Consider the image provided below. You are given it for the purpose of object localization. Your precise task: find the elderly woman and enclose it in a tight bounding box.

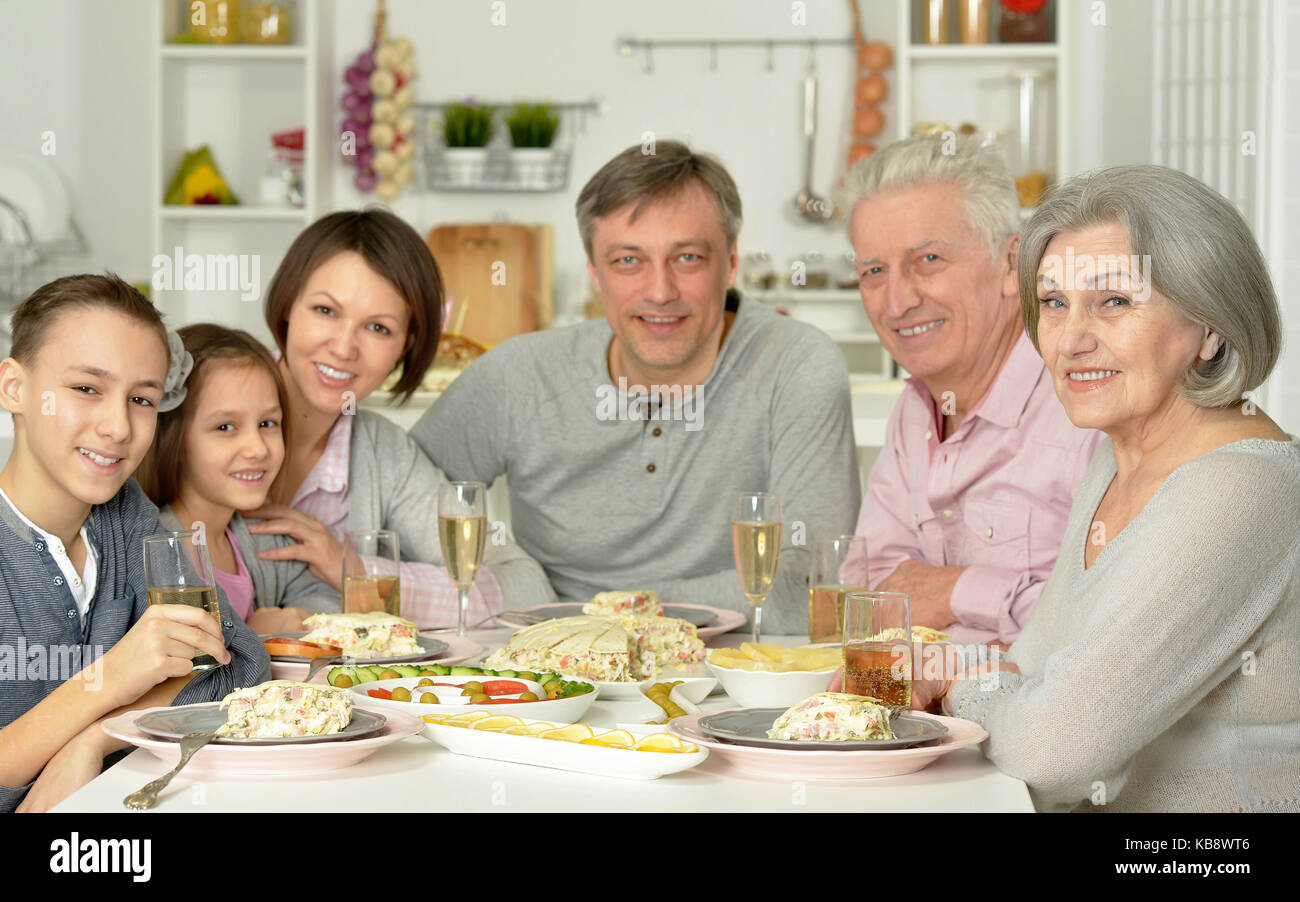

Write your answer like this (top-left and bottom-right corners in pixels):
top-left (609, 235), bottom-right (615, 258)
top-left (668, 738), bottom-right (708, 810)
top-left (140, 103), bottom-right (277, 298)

top-left (918, 164), bottom-right (1299, 812)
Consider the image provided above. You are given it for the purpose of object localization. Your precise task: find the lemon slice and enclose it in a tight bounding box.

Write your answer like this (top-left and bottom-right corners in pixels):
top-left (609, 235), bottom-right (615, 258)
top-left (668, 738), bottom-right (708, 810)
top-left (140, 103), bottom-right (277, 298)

top-left (428, 710), bottom-right (491, 727)
top-left (634, 733), bottom-right (696, 753)
top-left (580, 729), bottom-right (636, 749)
top-left (503, 723), bottom-right (551, 736)
top-left (541, 724), bottom-right (595, 742)
top-left (472, 715), bottom-right (525, 731)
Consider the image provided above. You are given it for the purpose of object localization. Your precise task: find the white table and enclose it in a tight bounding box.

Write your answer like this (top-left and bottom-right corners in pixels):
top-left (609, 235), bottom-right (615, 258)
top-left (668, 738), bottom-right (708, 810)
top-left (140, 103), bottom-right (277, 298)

top-left (53, 630), bottom-right (1033, 813)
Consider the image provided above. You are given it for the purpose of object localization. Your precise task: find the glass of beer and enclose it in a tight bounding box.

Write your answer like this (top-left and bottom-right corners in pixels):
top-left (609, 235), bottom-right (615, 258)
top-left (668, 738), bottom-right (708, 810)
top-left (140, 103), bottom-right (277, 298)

top-left (438, 481), bottom-right (487, 637)
top-left (732, 492), bottom-right (782, 645)
top-left (842, 590), bottom-right (912, 709)
top-left (808, 534), bottom-right (869, 644)
top-left (143, 530), bottom-right (222, 672)
top-left (342, 530), bottom-right (401, 617)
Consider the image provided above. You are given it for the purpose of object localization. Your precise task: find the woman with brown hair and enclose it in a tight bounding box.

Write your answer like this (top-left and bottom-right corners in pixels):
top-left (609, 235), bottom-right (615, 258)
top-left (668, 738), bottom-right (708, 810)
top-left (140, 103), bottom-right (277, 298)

top-left (136, 323), bottom-right (335, 635)
top-left (243, 209), bottom-right (553, 627)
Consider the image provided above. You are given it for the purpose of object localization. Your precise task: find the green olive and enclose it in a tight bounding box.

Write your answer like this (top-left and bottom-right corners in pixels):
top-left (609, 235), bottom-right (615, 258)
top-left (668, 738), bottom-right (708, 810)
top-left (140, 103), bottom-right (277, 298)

top-left (469, 693), bottom-right (491, 704)
top-left (416, 678), bottom-right (434, 688)
top-left (515, 671), bottom-right (538, 681)
top-left (544, 681), bottom-right (562, 699)
top-left (461, 681), bottom-right (484, 693)
top-left (333, 674), bottom-right (354, 688)
top-left (419, 669), bottom-right (438, 676)
top-left (379, 668), bottom-right (401, 681)
top-left (391, 686), bottom-right (411, 702)
top-left (419, 692), bottom-right (438, 704)
top-left (517, 691), bottom-right (538, 701)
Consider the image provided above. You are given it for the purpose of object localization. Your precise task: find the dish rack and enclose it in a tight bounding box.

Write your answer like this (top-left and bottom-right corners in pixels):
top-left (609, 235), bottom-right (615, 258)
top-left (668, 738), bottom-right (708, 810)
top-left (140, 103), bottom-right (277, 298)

top-left (415, 99), bottom-right (599, 193)
top-left (0, 194), bottom-right (88, 314)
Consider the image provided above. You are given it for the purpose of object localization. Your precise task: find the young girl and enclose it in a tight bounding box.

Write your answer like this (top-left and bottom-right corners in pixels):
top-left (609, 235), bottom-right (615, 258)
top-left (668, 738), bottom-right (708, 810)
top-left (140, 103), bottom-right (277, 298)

top-left (244, 209), bottom-right (555, 627)
top-left (0, 274), bottom-right (269, 812)
top-left (136, 324), bottom-right (337, 636)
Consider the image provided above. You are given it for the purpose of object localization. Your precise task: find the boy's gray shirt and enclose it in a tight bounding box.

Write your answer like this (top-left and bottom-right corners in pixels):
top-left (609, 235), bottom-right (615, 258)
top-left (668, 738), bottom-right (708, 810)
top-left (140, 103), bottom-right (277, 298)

top-left (408, 292), bottom-right (861, 635)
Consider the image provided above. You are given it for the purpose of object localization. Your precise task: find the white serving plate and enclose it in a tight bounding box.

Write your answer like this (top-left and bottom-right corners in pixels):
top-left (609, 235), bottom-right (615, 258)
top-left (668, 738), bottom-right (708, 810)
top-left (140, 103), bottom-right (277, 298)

top-left (421, 717), bottom-right (708, 780)
top-left (344, 675), bottom-right (598, 724)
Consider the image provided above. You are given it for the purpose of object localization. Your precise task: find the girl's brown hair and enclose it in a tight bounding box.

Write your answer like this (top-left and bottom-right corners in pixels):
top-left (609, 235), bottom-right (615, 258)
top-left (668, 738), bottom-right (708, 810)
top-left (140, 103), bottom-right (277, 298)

top-left (136, 324), bottom-right (291, 507)
top-left (263, 208), bottom-right (443, 404)
top-left (9, 273), bottom-right (168, 365)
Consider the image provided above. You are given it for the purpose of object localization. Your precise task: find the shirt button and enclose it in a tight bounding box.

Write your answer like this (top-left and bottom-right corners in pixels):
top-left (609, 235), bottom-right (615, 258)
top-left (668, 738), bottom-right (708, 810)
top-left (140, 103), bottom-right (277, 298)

top-left (652, 427), bottom-right (662, 437)
top-left (35, 542), bottom-right (44, 551)
top-left (54, 576), bottom-right (64, 585)
top-left (925, 430), bottom-right (932, 441)
top-left (646, 463), bottom-right (656, 473)
top-left (67, 610), bottom-right (76, 619)
top-left (72, 577), bottom-right (81, 587)
top-left (986, 527), bottom-right (994, 538)
top-left (942, 509), bottom-right (953, 519)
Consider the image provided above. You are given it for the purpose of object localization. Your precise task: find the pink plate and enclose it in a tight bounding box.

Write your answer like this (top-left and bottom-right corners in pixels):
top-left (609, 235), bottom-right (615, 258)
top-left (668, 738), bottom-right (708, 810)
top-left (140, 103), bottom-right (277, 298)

top-left (496, 603), bottom-right (746, 640)
top-left (271, 634), bottom-right (486, 683)
top-left (670, 709), bottom-right (988, 782)
top-left (101, 704), bottom-right (422, 777)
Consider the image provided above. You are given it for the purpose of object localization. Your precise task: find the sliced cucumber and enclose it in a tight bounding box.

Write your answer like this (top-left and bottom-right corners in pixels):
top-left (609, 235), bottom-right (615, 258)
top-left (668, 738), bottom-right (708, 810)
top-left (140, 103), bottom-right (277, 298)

top-left (535, 672), bottom-right (558, 686)
top-left (395, 665), bottom-right (421, 677)
top-left (354, 668), bottom-right (378, 684)
top-left (495, 669), bottom-right (517, 678)
top-left (430, 664), bottom-right (451, 676)
top-left (450, 666), bottom-right (478, 676)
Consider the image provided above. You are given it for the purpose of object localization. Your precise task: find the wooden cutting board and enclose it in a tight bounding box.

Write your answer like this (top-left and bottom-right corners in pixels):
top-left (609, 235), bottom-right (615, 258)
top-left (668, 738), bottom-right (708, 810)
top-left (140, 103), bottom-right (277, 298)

top-left (426, 223), bottom-right (553, 347)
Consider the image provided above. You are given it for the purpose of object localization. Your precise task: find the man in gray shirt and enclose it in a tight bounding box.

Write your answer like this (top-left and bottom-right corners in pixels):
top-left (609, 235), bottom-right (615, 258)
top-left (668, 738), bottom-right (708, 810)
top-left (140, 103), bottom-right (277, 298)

top-left (410, 141), bottom-right (860, 634)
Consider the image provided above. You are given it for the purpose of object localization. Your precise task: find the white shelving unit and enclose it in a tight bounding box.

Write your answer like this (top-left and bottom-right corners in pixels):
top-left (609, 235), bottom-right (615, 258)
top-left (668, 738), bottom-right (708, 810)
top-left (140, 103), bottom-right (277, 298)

top-left (150, 0), bottom-right (323, 339)
top-left (747, 287), bottom-right (894, 380)
top-left (893, 0), bottom-right (1071, 194)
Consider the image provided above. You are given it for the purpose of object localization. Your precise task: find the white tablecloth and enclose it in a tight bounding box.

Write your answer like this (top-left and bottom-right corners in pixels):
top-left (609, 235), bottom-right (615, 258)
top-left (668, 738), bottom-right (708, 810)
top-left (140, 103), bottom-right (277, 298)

top-left (53, 629), bottom-right (1033, 813)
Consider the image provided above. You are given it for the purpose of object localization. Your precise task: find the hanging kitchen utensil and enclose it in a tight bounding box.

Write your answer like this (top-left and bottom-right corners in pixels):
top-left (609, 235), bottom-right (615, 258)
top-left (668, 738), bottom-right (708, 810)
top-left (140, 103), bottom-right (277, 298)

top-left (794, 49), bottom-right (833, 222)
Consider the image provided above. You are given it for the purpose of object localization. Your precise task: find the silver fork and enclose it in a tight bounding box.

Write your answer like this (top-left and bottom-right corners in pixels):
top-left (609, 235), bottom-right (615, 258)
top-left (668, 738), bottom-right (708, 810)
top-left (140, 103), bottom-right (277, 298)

top-left (122, 731), bottom-right (216, 810)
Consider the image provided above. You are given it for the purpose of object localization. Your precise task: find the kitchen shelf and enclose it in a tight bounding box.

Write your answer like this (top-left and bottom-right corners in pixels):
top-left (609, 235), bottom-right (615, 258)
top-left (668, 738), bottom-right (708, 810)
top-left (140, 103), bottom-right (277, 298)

top-left (907, 44), bottom-right (1061, 60)
top-left (160, 44), bottom-right (308, 62)
top-left (158, 204), bottom-right (310, 221)
top-left (827, 331), bottom-right (881, 344)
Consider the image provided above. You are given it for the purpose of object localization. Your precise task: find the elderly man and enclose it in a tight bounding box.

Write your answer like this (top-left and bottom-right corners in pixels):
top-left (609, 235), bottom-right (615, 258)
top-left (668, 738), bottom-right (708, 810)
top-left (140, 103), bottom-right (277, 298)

top-left (410, 140), bottom-right (860, 634)
top-left (841, 134), bottom-right (1099, 644)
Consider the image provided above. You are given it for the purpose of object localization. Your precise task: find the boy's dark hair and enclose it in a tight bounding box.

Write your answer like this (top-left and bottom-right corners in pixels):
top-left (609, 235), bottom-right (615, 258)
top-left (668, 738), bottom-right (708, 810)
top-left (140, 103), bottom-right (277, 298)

top-left (263, 208), bottom-right (443, 405)
top-left (9, 273), bottom-right (167, 365)
top-left (137, 324), bottom-right (292, 508)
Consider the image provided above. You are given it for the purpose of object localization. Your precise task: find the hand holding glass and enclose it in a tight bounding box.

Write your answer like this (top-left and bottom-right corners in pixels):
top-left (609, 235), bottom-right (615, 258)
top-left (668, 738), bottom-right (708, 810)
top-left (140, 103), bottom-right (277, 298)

top-left (143, 530), bottom-right (223, 672)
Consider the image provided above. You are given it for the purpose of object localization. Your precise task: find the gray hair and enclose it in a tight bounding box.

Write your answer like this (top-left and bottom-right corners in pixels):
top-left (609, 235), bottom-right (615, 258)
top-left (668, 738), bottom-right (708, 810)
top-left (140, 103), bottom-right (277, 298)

top-left (575, 140), bottom-right (742, 260)
top-left (1019, 164), bottom-right (1281, 409)
top-left (838, 133), bottom-right (1021, 260)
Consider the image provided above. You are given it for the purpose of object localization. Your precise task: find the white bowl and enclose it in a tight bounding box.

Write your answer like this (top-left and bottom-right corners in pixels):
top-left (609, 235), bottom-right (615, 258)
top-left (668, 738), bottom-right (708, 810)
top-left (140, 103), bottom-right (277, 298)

top-left (344, 676), bottom-right (598, 725)
top-left (706, 661), bottom-right (836, 708)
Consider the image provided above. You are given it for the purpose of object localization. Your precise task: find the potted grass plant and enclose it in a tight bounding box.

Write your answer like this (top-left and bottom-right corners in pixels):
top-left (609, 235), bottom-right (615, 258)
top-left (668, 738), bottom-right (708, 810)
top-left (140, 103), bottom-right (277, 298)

top-left (441, 101), bottom-right (495, 185)
top-left (505, 103), bottom-right (561, 188)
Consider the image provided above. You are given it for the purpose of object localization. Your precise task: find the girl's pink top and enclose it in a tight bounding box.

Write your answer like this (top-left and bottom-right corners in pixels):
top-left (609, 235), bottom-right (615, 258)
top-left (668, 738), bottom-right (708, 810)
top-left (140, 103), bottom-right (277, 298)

top-left (213, 526), bottom-right (255, 622)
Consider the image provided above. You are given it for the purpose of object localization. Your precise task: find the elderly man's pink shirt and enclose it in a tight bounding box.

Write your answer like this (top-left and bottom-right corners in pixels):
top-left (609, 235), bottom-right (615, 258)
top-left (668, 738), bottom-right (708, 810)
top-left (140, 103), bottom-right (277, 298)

top-left (849, 332), bottom-right (1100, 644)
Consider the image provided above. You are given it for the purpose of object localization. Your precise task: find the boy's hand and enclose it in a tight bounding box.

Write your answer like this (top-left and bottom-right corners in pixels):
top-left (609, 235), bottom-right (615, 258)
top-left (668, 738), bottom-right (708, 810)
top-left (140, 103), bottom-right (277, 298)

top-left (101, 604), bottom-right (229, 707)
top-left (16, 727), bottom-right (114, 813)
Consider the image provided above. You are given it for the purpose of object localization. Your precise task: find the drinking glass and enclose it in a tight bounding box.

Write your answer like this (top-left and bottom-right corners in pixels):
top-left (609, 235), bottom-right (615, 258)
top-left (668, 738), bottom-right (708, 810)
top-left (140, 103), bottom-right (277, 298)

top-left (342, 530), bottom-right (402, 617)
top-left (808, 534), bottom-right (869, 644)
top-left (143, 530), bottom-right (222, 672)
top-left (731, 492), bottom-right (782, 645)
top-left (438, 481), bottom-right (487, 637)
top-left (842, 590), bottom-right (912, 709)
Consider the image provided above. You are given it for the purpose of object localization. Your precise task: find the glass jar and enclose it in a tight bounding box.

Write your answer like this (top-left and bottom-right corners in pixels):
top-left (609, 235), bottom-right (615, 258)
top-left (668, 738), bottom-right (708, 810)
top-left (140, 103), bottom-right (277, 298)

top-left (998, 0), bottom-right (1051, 43)
top-left (189, 0), bottom-right (242, 44)
top-left (921, 0), bottom-right (951, 45)
top-left (742, 251), bottom-right (775, 292)
top-left (242, 2), bottom-right (293, 44)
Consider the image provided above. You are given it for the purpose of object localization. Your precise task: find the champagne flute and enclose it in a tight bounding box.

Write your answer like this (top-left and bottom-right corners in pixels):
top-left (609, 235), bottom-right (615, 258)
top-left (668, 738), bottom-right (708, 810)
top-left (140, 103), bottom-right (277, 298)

top-left (143, 530), bottom-right (222, 672)
top-left (731, 492), bottom-right (782, 645)
top-left (438, 481), bottom-right (487, 637)
top-left (342, 530), bottom-right (401, 616)
top-left (808, 534), bottom-right (869, 644)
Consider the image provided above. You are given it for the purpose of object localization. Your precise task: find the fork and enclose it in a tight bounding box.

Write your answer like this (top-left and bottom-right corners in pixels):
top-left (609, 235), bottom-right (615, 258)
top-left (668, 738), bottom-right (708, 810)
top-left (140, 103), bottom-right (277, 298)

top-left (122, 731), bottom-right (216, 810)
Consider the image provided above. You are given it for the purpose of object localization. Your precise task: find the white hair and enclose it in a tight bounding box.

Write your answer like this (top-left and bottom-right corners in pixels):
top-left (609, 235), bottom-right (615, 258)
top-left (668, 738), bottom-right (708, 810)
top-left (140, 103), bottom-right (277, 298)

top-left (838, 133), bottom-right (1021, 260)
